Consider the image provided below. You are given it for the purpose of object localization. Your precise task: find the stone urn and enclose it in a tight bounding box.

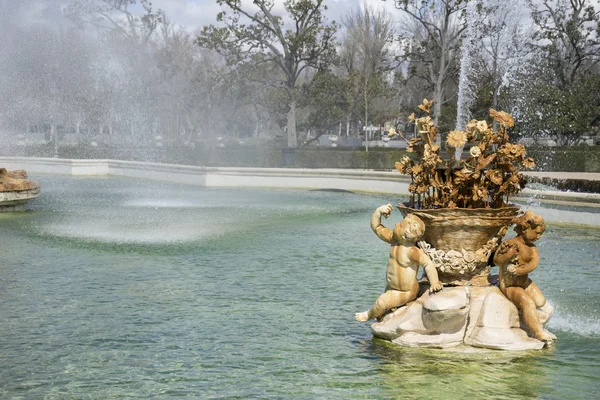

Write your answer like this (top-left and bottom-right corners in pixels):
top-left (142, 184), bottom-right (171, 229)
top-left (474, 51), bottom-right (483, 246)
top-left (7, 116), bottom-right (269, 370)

top-left (397, 204), bottom-right (520, 286)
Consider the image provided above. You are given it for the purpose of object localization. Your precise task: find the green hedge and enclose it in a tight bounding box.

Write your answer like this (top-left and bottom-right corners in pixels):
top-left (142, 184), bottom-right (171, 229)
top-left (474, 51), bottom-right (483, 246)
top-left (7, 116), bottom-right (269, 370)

top-left (527, 146), bottom-right (600, 172)
top-left (4, 143), bottom-right (599, 172)
top-left (292, 148), bottom-right (406, 169)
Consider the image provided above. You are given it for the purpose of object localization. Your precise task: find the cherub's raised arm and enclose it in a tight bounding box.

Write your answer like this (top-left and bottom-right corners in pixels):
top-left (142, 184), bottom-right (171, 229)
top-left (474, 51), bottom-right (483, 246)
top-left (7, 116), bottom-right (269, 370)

top-left (512, 256), bottom-right (540, 275)
top-left (371, 204), bottom-right (393, 243)
top-left (493, 241), bottom-right (518, 267)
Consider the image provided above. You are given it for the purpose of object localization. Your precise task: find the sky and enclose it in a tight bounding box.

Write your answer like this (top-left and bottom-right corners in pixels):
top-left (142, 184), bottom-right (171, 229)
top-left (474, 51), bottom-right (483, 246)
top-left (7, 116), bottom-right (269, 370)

top-left (147, 0), bottom-right (400, 31)
top-left (0, 0), bottom-right (402, 35)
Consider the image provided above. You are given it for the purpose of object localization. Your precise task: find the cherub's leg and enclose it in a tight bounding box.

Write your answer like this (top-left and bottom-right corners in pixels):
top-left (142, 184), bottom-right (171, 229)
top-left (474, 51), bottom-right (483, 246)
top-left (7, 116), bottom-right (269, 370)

top-left (525, 281), bottom-right (546, 308)
top-left (525, 281), bottom-right (556, 340)
top-left (505, 286), bottom-right (554, 341)
top-left (355, 289), bottom-right (416, 322)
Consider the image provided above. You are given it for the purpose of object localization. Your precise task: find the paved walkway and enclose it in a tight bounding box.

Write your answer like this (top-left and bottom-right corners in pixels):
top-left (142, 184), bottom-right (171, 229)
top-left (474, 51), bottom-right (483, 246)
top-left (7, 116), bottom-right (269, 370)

top-left (524, 172), bottom-right (600, 181)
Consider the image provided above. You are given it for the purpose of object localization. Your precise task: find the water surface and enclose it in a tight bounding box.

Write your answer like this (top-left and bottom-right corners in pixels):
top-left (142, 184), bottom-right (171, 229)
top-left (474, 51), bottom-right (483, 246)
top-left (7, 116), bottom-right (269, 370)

top-left (1, 175), bottom-right (598, 399)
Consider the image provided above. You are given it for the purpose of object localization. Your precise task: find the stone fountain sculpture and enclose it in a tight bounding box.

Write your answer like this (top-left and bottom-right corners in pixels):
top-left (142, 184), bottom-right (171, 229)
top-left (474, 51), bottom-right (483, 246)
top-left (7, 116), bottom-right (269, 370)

top-left (0, 168), bottom-right (40, 211)
top-left (356, 100), bottom-right (555, 351)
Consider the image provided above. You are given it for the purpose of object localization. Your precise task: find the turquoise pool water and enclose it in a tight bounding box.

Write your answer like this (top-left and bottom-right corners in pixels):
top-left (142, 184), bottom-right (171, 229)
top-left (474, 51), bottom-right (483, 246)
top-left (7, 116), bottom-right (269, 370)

top-left (1, 175), bottom-right (599, 399)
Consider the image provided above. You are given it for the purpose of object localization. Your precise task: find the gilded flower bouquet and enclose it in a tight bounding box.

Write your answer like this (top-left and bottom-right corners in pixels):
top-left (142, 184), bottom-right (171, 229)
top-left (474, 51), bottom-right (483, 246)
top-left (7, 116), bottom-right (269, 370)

top-left (392, 99), bottom-right (535, 209)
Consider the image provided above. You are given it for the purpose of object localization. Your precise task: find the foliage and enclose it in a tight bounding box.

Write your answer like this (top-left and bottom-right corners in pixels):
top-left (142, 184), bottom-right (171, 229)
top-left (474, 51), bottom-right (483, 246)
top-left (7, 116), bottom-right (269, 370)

top-left (394, 0), bottom-right (467, 125)
top-left (528, 0), bottom-right (600, 89)
top-left (338, 5), bottom-right (396, 137)
top-left (195, 0), bottom-right (338, 148)
top-left (513, 72), bottom-right (600, 145)
top-left (297, 70), bottom-right (346, 143)
top-left (65, 0), bottom-right (164, 46)
top-left (394, 99), bottom-right (535, 209)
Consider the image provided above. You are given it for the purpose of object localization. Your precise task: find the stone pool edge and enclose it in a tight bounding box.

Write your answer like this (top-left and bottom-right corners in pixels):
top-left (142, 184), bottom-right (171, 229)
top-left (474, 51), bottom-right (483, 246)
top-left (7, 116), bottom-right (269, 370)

top-left (2, 157), bottom-right (599, 226)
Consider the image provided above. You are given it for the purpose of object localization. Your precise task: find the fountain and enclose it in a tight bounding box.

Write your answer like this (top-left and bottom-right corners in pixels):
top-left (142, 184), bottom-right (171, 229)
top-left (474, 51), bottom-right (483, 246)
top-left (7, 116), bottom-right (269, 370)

top-left (0, 167), bottom-right (598, 398)
top-left (356, 100), bottom-right (556, 350)
top-left (0, 168), bottom-right (40, 211)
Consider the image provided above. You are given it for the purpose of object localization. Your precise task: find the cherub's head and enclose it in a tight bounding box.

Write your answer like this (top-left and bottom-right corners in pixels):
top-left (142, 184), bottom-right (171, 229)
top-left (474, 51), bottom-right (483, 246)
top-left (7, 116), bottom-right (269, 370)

top-left (393, 214), bottom-right (426, 243)
top-left (514, 211), bottom-right (545, 244)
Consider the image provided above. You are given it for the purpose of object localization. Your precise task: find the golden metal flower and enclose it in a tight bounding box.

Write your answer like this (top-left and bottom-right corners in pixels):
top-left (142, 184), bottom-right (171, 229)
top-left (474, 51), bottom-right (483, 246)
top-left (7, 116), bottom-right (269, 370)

top-left (469, 146), bottom-right (481, 158)
top-left (446, 130), bottom-right (467, 148)
top-left (489, 108), bottom-right (515, 128)
top-left (394, 156), bottom-right (413, 174)
top-left (476, 120), bottom-right (488, 133)
top-left (394, 99), bottom-right (534, 210)
top-left (416, 116), bottom-right (433, 132)
top-left (486, 169), bottom-right (504, 185)
top-left (417, 99), bottom-right (433, 113)
top-left (509, 143), bottom-right (526, 157)
top-left (523, 157), bottom-right (535, 168)
top-left (466, 119), bottom-right (478, 131)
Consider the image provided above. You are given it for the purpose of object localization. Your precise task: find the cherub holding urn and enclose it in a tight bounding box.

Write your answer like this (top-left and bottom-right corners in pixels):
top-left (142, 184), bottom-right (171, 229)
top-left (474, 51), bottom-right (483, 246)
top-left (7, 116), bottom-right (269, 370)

top-left (493, 211), bottom-right (556, 342)
top-left (355, 204), bottom-right (443, 322)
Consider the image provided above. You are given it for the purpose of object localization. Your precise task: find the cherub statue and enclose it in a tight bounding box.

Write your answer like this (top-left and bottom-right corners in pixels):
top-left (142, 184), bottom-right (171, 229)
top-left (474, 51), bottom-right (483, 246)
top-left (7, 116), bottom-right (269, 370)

top-left (493, 211), bottom-right (556, 342)
top-left (355, 204), bottom-right (443, 322)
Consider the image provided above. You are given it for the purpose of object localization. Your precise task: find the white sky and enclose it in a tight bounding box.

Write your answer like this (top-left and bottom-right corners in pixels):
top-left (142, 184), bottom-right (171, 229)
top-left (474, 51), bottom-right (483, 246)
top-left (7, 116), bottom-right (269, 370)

top-left (149, 0), bottom-right (401, 31)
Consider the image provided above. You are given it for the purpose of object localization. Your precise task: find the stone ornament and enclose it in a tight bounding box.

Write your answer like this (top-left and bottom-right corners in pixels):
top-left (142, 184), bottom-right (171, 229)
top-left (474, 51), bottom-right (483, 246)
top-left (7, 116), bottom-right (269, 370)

top-left (0, 168), bottom-right (40, 211)
top-left (417, 233), bottom-right (502, 277)
top-left (358, 205), bottom-right (555, 351)
top-left (493, 211), bottom-right (556, 342)
top-left (358, 100), bottom-right (554, 350)
top-left (355, 204), bottom-right (443, 323)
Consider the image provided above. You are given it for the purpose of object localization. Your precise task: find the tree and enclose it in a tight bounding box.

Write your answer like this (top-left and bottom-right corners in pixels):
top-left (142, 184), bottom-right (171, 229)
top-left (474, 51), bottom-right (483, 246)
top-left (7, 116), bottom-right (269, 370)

top-left (196, 0), bottom-right (337, 148)
top-left (65, 0), bottom-right (167, 145)
top-left (514, 73), bottom-right (600, 145)
top-left (0, 2), bottom-right (97, 154)
top-left (342, 5), bottom-right (395, 145)
top-left (298, 69), bottom-right (346, 145)
top-left (468, 0), bottom-right (534, 119)
top-left (65, 0), bottom-right (164, 48)
top-left (394, 0), bottom-right (467, 126)
top-left (529, 0), bottom-right (600, 89)
top-left (512, 0), bottom-right (600, 144)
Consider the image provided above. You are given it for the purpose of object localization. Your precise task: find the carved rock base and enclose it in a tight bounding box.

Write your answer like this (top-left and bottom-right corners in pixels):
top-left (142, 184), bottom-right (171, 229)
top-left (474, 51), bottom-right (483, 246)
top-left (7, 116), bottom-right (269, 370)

top-left (371, 285), bottom-right (553, 351)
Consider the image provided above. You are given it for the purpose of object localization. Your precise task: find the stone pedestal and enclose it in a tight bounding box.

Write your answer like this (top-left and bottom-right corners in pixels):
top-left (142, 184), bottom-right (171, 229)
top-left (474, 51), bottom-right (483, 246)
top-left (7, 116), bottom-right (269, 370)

top-left (371, 285), bottom-right (553, 351)
top-left (0, 168), bottom-right (40, 211)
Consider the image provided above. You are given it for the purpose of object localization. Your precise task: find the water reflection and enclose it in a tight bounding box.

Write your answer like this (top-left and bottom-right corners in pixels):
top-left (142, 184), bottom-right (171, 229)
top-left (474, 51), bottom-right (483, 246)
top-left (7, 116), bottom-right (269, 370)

top-left (366, 339), bottom-right (553, 399)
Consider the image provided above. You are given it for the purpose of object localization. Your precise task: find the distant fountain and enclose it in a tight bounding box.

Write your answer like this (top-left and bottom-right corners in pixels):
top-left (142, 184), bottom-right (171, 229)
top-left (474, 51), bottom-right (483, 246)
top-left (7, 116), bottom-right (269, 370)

top-left (0, 168), bottom-right (40, 211)
top-left (455, 1), bottom-right (476, 134)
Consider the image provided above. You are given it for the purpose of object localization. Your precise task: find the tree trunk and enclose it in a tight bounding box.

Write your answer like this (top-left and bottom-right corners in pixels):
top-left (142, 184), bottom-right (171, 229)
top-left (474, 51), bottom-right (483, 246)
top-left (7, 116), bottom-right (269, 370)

top-left (51, 124), bottom-right (58, 158)
top-left (433, 58), bottom-right (445, 128)
top-left (346, 113), bottom-right (351, 137)
top-left (287, 93), bottom-right (297, 148)
top-left (364, 75), bottom-right (369, 152)
top-left (433, 11), bottom-right (450, 129)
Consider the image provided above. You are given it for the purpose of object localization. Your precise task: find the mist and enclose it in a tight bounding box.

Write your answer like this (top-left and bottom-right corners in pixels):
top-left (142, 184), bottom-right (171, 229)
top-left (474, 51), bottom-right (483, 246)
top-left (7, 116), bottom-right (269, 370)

top-left (0, 0), bottom-right (272, 164)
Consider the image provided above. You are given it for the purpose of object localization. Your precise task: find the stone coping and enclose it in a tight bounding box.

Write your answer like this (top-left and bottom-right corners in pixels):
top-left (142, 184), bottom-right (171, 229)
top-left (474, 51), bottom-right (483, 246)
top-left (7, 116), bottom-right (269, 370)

top-left (1, 157), bottom-right (599, 226)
